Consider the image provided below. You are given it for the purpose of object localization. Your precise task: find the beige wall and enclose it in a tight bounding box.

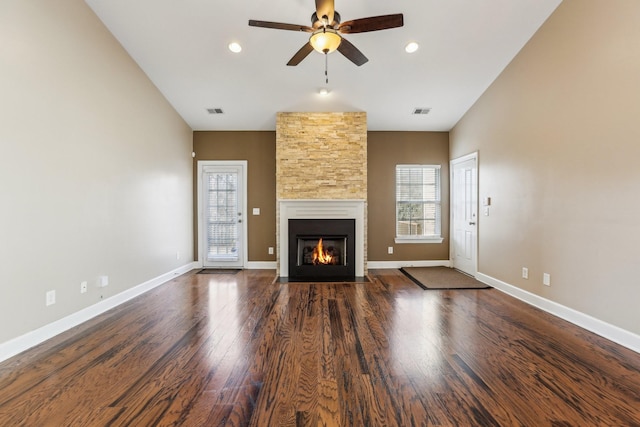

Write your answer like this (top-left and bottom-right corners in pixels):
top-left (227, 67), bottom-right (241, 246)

top-left (0, 0), bottom-right (193, 345)
top-left (368, 132), bottom-right (450, 261)
top-left (450, 0), bottom-right (640, 335)
top-left (192, 132), bottom-right (277, 262)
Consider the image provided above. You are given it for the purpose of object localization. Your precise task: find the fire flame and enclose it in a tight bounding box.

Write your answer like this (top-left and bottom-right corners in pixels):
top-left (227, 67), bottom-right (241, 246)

top-left (312, 238), bottom-right (334, 265)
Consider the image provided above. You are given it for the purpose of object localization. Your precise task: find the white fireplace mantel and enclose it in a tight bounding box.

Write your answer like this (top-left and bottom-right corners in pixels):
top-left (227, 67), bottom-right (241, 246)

top-left (279, 199), bottom-right (365, 277)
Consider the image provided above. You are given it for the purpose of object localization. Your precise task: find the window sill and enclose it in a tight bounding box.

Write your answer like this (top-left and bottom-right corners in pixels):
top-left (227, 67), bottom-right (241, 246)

top-left (395, 237), bottom-right (444, 244)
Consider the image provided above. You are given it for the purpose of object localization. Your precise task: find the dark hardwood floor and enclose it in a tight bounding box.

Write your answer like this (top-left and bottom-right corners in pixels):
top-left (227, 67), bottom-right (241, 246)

top-left (0, 269), bottom-right (639, 426)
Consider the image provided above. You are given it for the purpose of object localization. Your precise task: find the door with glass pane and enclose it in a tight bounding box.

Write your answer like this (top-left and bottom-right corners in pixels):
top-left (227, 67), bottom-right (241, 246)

top-left (199, 162), bottom-right (246, 268)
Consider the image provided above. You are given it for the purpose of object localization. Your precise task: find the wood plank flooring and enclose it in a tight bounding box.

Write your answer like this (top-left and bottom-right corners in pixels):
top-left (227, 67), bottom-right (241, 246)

top-left (0, 269), bottom-right (639, 426)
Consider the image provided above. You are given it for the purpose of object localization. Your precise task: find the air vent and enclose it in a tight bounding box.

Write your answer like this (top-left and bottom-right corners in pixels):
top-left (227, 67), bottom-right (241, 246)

top-left (206, 108), bottom-right (224, 115)
top-left (412, 108), bottom-right (431, 115)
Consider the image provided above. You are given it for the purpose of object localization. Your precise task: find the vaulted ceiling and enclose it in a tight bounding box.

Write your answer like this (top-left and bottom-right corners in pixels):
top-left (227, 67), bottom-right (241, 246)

top-left (85, 0), bottom-right (562, 131)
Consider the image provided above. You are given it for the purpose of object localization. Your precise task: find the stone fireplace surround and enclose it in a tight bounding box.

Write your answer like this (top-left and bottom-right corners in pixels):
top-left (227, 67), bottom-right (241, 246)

top-left (278, 200), bottom-right (365, 278)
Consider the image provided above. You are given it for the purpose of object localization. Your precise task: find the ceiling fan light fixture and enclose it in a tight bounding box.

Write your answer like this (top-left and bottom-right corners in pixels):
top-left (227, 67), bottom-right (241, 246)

top-left (309, 28), bottom-right (342, 54)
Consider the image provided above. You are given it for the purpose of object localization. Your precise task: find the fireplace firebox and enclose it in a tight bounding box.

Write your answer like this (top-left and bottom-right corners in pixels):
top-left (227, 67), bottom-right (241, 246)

top-left (288, 219), bottom-right (356, 280)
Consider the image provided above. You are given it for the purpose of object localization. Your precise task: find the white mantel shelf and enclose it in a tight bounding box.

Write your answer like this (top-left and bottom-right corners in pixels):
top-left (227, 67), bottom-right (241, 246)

top-left (278, 200), bottom-right (366, 277)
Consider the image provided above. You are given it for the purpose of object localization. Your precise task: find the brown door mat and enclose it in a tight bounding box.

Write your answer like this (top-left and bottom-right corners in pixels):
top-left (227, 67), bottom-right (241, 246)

top-left (400, 267), bottom-right (490, 290)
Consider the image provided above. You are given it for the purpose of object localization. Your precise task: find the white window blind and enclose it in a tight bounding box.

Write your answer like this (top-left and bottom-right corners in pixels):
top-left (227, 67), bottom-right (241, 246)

top-left (396, 165), bottom-right (442, 241)
top-left (206, 172), bottom-right (239, 260)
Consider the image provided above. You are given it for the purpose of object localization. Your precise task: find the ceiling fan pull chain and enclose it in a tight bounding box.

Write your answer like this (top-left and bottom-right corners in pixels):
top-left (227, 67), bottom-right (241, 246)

top-left (325, 53), bottom-right (329, 84)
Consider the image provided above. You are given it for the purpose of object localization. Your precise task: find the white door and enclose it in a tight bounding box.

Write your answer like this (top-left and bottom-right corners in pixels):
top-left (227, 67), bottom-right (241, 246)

top-left (198, 161), bottom-right (247, 268)
top-left (451, 153), bottom-right (478, 276)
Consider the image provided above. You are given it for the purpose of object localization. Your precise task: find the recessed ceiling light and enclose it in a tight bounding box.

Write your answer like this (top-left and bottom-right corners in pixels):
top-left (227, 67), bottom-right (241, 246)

top-left (318, 88), bottom-right (330, 96)
top-left (228, 42), bottom-right (242, 53)
top-left (405, 42), bottom-right (419, 53)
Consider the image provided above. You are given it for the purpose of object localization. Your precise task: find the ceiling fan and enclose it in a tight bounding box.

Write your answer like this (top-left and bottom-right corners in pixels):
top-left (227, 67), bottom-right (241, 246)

top-left (248, 0), bottom-right (404, 66)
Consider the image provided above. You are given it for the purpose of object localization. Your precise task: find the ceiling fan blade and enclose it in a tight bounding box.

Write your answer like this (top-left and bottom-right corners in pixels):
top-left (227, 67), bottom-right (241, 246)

top-left (315, 0), bottom-right (335, 23)
top-left (337, 38), bottom-right (368, 66)
top-left (337, 14), bottom-right (404, 34)
top-left (287, 42), bottom-right (315, 66)
top-left (248, 19), bottom-right (313, 32)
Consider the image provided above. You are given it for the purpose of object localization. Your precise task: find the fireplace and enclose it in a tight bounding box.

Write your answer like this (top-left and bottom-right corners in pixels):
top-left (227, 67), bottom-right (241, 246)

top-left (288, 219), bottom-right (355, 280)
top-left (278, 200), bottom-right (365, 279)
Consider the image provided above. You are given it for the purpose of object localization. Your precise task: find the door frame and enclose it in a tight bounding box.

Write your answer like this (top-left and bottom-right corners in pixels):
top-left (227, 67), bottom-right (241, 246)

top-left (197, 160), bottom-right (248, 268)
top-left (450, 151), bottom-right (478, 276)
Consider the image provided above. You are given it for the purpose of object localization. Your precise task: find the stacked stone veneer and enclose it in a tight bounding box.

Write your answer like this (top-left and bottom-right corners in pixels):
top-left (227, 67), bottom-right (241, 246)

top-left (276, 112), bottom-right (367, 199)
top-left (276, 112), bottom-right (368, 275)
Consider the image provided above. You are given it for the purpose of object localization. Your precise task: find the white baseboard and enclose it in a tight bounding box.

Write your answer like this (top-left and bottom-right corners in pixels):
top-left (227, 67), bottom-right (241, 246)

top-left (193, 261), bottom-right (276, 270)
top-left (0, 262), bottom-right (197, 363)
top-left (245, 261), bottom-right (277, 270)
top-left (477, 272), bottom-right (640, 354)
top-left (367, 260), bottom-right (451, 269)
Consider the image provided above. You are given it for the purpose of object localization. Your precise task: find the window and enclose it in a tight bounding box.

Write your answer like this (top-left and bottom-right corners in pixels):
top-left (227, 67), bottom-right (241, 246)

top-left (395, 164), bottom-right (443, 243)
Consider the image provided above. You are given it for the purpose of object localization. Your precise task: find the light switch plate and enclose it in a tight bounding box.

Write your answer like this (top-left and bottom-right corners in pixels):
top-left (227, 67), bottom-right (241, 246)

top-left (252, 208), bottom-right (260, 215)
top-left (46, 290), bottom-right (56, 306)
top-left (98, 275), bottom-right (109, 287)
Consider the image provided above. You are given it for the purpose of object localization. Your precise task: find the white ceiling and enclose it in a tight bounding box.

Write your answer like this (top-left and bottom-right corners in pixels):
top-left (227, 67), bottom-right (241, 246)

top-left (85, 0), bottom-right (561, 131)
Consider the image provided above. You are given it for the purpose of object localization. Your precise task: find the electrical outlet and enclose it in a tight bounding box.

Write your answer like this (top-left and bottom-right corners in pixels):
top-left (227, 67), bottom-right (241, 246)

top-left (46, 290), bottom-right (56, 306)
top-left (176, 251), bottom-right (180, 260)
top-left (522, 267), bottom-right (528, 279)
top-left (543, 273), bottom-right (551, 286)
top-left (80, 281), bottom-right (88, 294)
top-left (388, 246), bottom-right (394, 254)
top-left (268, 247), bottom-right (274, 255)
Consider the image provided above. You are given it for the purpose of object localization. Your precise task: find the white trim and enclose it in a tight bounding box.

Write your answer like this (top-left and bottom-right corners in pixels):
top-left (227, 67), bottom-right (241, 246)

top-left (279, 199), bottom-right (366, 277)
top-left (367, 260), bottom-right (451, 269)
top-left (193, 261), bottom-right (276, 270)
top-left (450, 151), bottom-right (478, 165)
top-left (0, 262), bottom-right (197, 363)
top-left (245, 261), bottom-right (277, 270)
top-left (396, 164), bottom-right (442, 169)
top-left (395, 237), bottom-right (444, 244)
top-left (395, 164), bottom-right (443, 242)
top-left (477, 272), bottom-right (640, 354)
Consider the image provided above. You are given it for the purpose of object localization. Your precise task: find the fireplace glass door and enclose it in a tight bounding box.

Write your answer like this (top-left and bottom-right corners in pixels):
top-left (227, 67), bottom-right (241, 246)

top-left (288, 219), bottom-right (355, 280)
